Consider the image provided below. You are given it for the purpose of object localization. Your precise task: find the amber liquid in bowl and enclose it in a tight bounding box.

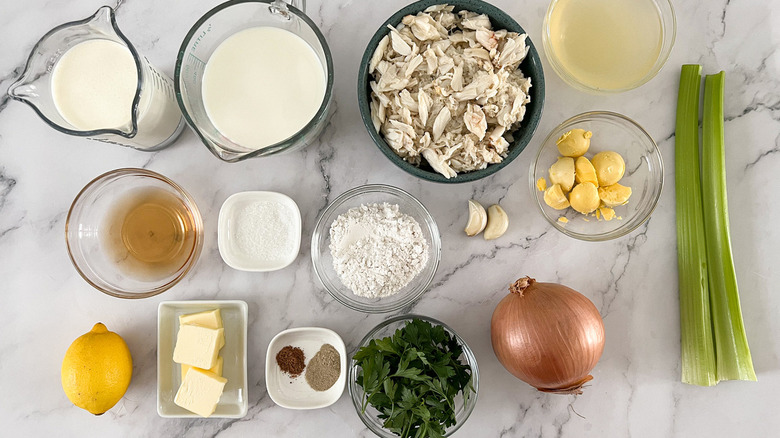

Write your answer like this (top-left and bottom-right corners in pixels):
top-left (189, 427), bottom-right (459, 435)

top-left (101, 186), bottom-right (197, 281)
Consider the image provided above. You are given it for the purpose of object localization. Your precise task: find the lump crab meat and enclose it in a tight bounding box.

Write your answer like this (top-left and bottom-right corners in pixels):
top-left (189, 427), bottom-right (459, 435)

top-left (368, 3), bottom-right (532, 179)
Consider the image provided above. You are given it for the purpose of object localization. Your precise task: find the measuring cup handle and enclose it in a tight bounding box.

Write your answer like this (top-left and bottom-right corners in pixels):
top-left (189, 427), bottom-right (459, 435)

top-left (271, 0), bottom-right (306, 14)
top-left (288, 0), bottom-right (306, 13)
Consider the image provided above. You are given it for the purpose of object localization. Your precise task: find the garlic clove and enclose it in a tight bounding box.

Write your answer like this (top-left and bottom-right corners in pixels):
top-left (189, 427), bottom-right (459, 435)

top-left (465, 199), bottom-right (488, 236)
top-left (484, 204), bottom-right (509, 240)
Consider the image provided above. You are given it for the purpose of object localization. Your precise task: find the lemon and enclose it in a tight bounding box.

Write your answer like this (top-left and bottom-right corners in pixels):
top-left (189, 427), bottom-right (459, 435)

top-left (61, 323), bottom-right (133, 415)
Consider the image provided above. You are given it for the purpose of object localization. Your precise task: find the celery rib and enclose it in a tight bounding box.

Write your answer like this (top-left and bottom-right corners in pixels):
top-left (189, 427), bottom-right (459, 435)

top-left (702, 72), bottom-right (757, 382)
top-left (675, 65), bottom-right (718, 386)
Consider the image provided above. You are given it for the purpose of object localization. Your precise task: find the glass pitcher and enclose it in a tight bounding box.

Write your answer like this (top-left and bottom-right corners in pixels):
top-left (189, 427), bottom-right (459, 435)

top-left (7, 6), bottom-right (185, 151)
top-left (175, 0), bottom-right (334, 162)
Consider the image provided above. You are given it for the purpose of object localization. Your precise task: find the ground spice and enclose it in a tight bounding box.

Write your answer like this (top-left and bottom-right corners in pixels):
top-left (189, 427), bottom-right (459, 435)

top-left (305, 343), bottom-right (341, 391)
top-left (276, 345), bottom-right (305, 377)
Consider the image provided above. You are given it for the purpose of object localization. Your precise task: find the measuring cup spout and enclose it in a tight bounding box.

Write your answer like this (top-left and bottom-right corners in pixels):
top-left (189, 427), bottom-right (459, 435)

top-left (7, 80), bottom-right (36, 101)
top-left (88, 6), bottom-right (118, 34)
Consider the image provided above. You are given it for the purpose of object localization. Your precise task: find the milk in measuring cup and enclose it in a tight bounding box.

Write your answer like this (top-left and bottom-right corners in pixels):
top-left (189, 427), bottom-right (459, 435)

top-left (51, 39), bottom-right (182, 148)
top-left (201, 27), bottom-right (326, 150)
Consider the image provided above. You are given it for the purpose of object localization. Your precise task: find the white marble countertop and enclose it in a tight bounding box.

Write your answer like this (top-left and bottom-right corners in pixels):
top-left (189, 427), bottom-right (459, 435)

top-left (1, 0), bottom-right (778, 436)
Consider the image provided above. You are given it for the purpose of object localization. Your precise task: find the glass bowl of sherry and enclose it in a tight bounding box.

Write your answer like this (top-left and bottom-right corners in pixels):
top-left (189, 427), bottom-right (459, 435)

top-left (66, 168), bottom-right (204, 298)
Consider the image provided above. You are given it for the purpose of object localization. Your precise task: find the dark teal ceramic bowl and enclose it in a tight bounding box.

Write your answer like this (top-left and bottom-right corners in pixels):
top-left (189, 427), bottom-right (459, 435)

top-left (358, 0), bottom-right (545, 184)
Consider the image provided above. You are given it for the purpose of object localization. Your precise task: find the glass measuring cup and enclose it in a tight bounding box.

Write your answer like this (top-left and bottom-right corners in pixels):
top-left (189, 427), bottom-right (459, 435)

top-left (175, 0), bottom-right (334, 162)
top-left (7, 6), bottom-right (185, 151)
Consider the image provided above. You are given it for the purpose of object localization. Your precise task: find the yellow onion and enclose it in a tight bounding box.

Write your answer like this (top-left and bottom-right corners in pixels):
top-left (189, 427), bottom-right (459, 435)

top-left (490, 276), bottom-right (605, 394)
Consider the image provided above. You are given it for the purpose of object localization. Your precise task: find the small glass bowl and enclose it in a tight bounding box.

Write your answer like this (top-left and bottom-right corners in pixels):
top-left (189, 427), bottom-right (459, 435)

top-left (348, 314), bottom-right (479, 438)
top-left (542, 0), bottom-right (676, 93)
top-left (530, 111), bottom-right (663, 241)
top-left (311, 184), bottom-right (440, 313)
top-left (66, 168), bottom-right (204, 298)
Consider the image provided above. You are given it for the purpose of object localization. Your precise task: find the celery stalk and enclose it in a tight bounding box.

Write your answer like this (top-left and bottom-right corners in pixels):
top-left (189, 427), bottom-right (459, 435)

top-left (675, 65), bottom-right (718, 386)
top-left (701, 72), bottom-right (757, 381)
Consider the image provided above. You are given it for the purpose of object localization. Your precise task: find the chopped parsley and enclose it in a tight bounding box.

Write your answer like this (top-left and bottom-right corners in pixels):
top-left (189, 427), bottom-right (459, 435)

top-left (353, 318), bottom-right (474, 438)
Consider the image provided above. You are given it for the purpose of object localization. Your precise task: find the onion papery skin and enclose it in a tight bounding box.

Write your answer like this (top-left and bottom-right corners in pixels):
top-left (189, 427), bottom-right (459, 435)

top-left (490, 277), bottom-right (605, 395)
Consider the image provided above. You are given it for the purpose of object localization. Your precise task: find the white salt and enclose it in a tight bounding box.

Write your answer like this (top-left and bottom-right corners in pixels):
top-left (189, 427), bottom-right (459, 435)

top-left (234, 201), bottom-right (295, 262)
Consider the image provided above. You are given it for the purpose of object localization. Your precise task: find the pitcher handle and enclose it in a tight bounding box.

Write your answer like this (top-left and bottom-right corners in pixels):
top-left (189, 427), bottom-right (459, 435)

top-left (270, 0), bottom-right (306, 17)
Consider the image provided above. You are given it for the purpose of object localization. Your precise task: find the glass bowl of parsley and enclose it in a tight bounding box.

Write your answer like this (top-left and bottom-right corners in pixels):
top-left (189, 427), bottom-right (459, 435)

top-left (348, 315), bottom-right (479, 438)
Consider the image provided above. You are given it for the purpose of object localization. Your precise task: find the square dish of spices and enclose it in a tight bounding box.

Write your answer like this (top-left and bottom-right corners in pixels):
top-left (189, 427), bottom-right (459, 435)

top-left (218, 191), bottom-right (302, 272)
top-left (157, 300), bottom-right (249, 418)
top-left (265, 327), bottom-right (347, 409)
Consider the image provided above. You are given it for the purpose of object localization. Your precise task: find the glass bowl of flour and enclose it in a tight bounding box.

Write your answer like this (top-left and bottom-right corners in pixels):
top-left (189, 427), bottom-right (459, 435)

top-left (311, 185), bottom-right (441, 313)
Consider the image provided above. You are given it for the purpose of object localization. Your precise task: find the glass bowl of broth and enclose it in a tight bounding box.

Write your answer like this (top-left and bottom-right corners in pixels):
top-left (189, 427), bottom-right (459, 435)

top-left (66, 168), bottom-right (204, 298)
top-left (542, 0), bottom-right (676, 93)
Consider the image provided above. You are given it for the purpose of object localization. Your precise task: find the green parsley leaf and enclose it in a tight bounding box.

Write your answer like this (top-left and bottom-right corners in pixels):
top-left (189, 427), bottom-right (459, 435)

top-left (353, 319), bottom-right (474, 438)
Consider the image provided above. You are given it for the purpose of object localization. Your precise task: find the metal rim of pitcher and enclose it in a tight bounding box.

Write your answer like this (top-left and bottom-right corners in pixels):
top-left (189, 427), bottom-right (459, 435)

top-left (7, 6), bottom-right (146, 140)
top-left (173, 0), bottom-right (334, 162)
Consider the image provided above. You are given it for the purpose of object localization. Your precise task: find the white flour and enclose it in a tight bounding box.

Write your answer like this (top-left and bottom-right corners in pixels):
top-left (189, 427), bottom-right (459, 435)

top-left (329, 203), bottom-right (429, 298)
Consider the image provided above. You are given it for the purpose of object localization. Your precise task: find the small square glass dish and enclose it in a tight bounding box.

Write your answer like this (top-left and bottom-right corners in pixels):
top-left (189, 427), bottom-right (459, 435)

top-left (218, 191), bottom-right (302, 271)
top-left (157, 300), bottom-right (248, 418)
top-left (265, 327), bottom-right (347, 410)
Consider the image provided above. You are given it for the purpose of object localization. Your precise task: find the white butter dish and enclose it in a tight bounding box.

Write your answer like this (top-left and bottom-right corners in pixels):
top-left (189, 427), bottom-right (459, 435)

top-left (157, 300), bottom-right (248, 418)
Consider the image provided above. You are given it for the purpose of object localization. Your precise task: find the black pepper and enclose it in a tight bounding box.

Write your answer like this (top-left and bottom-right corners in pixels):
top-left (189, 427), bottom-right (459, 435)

top-left (305, 344), bottom-right (341, 391)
